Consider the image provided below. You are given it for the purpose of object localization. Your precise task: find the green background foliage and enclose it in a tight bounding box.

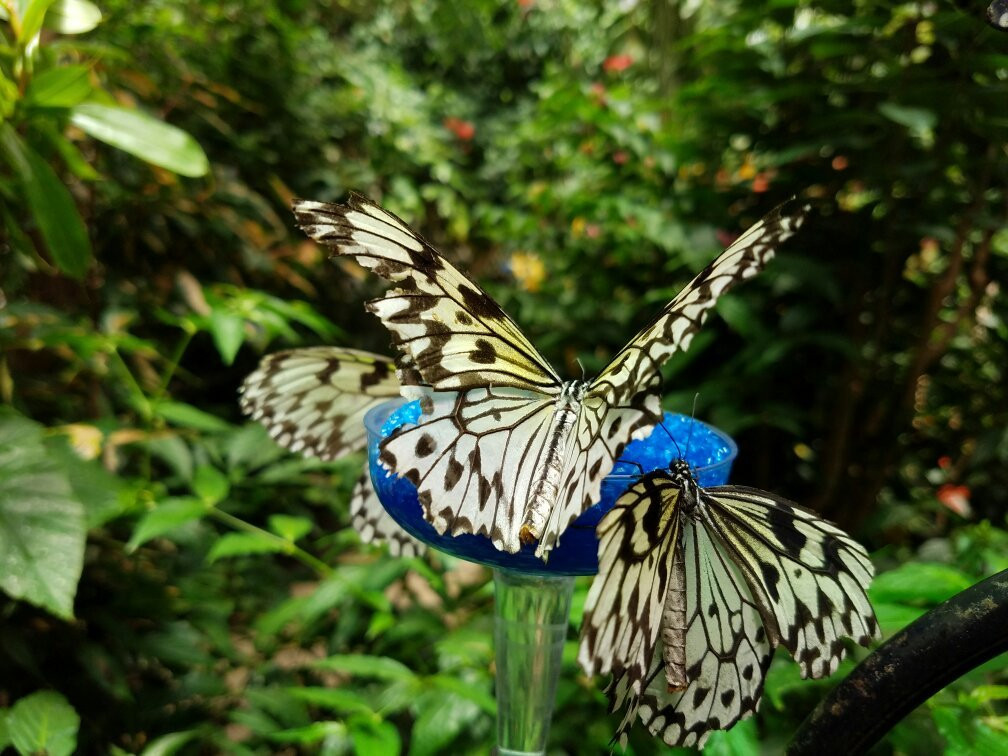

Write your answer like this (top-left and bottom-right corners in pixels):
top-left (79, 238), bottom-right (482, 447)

top-left (1, 0), bottom-right (1006, 752)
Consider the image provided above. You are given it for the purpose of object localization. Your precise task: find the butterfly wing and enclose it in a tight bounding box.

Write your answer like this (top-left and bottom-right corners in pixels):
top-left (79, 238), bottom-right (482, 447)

top-left (592, 199), bottom-right (809, 407)
top-left (699, 486), bottom-right (879, 678)
top-left (241, 347), bottom-right (424, 556)
top-left (292, 195), bottom-right (561, 393)
top-left (379, 387), bottom-right (560, 553)
top-left (608, 512), bottom-right (774, 749)
top-left (240, 347), bottom-right (400, 459)
top-left (351, 464), bottom-right (423, 557)
top-left (579, 473), bottom-right (683, 695)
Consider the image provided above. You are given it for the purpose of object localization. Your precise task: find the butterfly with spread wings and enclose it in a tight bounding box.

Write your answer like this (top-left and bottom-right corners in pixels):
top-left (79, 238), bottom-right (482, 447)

top-left (240, 347), bottom-right (423, 557)
top-left (578, 456), bottom-right (879, 748)
top-left (292, 195), bottom-right (808, 559)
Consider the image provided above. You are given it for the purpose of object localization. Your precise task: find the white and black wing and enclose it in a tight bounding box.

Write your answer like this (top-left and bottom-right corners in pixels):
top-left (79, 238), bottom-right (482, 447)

top-left (579, 473), bottom-right (683, 695)
top-left (350, 464), bottom-right (423, 557)
top-left (379, 387), bottom-right (559, 553)
top-left (292, 195), bottom-right (561, 393)
top-left (699, 486), bottom-right (880, 678)
top-left (241, 347), bottom-right (424, 556)
top-left (591, 200), bottom-right (809, 407)
top-left (608, 505), bottom-right (774, 749)
top-left (240, 347), bottom-right (400, 459)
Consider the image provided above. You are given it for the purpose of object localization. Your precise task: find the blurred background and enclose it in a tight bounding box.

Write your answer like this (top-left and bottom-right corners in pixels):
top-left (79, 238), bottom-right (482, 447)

top-left (1, 0), bottom-right (1006, 753)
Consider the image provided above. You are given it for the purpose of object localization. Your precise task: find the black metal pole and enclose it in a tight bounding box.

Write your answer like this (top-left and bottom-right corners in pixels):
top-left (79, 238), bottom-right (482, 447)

top-left (788, 568), bottom-right (1008, 755)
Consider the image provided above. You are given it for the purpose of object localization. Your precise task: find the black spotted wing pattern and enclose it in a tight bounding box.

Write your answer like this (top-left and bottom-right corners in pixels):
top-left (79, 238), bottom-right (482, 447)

top-left (240, 347), bottom-right (422, 556)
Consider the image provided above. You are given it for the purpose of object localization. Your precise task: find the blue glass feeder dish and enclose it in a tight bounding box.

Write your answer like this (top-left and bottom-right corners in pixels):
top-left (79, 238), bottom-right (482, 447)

top-left (364, 398), bottom-right (737, 575)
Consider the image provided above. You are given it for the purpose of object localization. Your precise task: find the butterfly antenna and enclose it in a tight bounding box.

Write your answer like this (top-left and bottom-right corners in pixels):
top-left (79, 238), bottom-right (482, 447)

top-left (685, 392), bottom-right (700, 459)
top-left (576, 357), bottom-right (586, 380)
top-left (656, 418), bottom-right (683, 460)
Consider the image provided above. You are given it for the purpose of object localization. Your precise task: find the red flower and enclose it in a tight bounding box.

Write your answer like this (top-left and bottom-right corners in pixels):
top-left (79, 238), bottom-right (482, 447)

top-left (752, 172), bottom-right (770, 193)
top-left (443, 117), bottom-right (475, 141)
top-left (612, 150), bottom-right (629, 165)
top-left (832, 155), bottom-right (849, 170)
top-left (937, 456), bottom-right (952, 469)
top-left (936, 484), bottom-right (971, 518)
top-left (603, 54), bottom-right (633, 73)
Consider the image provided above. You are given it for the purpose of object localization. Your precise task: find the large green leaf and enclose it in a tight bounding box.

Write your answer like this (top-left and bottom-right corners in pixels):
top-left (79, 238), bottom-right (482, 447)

top-left (870, 562), bottom-right (974, 605)
top-left (0, 410), bottom-right (86, 619)
top-left (0, 123), bottom-right (92, 278)
top-left (70, 103), bottom-right (209, 177)
top-left (6, 691), bottom-right (80, 756)
top-left (23, 64), bottom-right (93, 108)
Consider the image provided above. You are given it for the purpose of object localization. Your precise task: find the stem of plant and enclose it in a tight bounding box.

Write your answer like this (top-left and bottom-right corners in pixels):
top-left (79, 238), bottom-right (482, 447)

top-left (207, 507), bottom-right (333, 578)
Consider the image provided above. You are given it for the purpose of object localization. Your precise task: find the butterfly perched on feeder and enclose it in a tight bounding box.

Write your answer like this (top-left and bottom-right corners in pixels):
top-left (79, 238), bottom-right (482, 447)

top-left (292, 195), bottom-right (809, 559)
top-left (240, 347), bottom-right (423, 557)
top-left (578, 439), bottom-right (879, 748)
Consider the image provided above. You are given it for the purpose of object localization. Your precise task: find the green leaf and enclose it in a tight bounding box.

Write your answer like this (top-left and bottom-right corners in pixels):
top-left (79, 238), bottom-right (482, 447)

top-left (348, 716), bottom-right (400, 756)
top-left (702, 718), bottom-right (760, 756)
top-left (268, 514), bottom-right (312, 542)
top-left (154, 401), bottom-right (231, 432)
top-left (70, 103), bottom-right (209, 177)
top-left (192, 465), bottom-right (229, 505)
top-left (315, 654), bottom-right (417, 682)
top-left (127, 497), bottom-right (206, 551)
top-left (932, 707), bottom-right (972, 755)
top-left (138, 732), bottom-right (199, 756)
top-left (428, 675), bottom-right (495, 715)
top-left (287, 687), bottom-right (374, 716)
top-left (19, 0), bottom-right (59, 43)
top-left (0, 123), bottom-right (91, 278)
top-left (878, 102), bottom-right (937, 132)
top-left (0, 709), bottom-right (10, 750)
top-left (408, 692), bottom-right (481, 756)
top-left (268, 721), bottom-right (346, 744)
top-left (0, 410), bottom-right (85, 619)
top-left (870, 562), bottom-right (974, 605)
top-left (207, 531), bottom-right (286, 562)
top-left (44, 0), bottom-right (101, 34)
top-left (6, 691), bottom-right (80, 756)
top-left (209, 310), bottom-right (245, 365)
top-left (23, 64), bottom-right (92, 108)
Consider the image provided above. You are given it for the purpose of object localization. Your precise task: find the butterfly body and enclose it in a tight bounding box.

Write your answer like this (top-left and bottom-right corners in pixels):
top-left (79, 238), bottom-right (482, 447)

top-left (521, 379), bottom-right (590, 543)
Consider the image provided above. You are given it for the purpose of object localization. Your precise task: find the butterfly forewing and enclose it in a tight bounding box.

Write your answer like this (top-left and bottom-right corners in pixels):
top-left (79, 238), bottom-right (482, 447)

top-left (350, 464), bottom-right (423, 557)
top-left (240, 347), bottom-right (400, 459)
top-left (579, 474), bottom-right (684, 695)
top-left (699, 486), bottom-right (880, 678)
top-left (592, 200), bottom-right (809, 407)
top-left (293, 195), bottom-right (561, 392)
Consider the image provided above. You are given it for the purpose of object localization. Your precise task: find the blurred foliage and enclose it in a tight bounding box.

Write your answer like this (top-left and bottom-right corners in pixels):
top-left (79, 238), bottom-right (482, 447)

top-left (1, 0), bottom-right (1006, 753)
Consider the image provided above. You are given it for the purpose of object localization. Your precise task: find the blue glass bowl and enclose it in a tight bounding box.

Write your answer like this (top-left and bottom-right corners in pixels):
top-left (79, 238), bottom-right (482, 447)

top-left (365, 399), bottom-right (737, 575)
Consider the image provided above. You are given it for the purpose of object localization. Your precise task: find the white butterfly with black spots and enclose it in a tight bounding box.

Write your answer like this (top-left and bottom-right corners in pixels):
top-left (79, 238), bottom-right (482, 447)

top-left (292, 194), bottom-right (808, 559)
top-left (240, 347), bottom-right (423, 557)
top-left (579, 458), bottom-right (879, 748)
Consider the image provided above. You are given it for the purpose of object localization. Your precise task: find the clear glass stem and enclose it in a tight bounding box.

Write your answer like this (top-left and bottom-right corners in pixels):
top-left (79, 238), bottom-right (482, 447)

top-left (493, 568), bottom-right (574, 755)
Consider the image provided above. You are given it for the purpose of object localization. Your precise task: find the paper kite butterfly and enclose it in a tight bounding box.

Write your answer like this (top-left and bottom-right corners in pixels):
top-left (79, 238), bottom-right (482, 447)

top-left (291, 194), bottom-right (809, 559)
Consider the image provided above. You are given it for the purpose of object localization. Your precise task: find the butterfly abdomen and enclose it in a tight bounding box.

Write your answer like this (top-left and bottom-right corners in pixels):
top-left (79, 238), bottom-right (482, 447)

top-left (661, 534), bottom-right (688, 691)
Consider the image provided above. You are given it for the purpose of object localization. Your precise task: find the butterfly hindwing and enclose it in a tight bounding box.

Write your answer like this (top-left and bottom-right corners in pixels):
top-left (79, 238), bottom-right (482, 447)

top-left (379, 387), bottom-right (558, 553)
top-left (240, 347), bottom-right (400, 460)
top-left (351, 464), bottom-right (423, 557)
top-left (241, 347), bottom-right (425, 556)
